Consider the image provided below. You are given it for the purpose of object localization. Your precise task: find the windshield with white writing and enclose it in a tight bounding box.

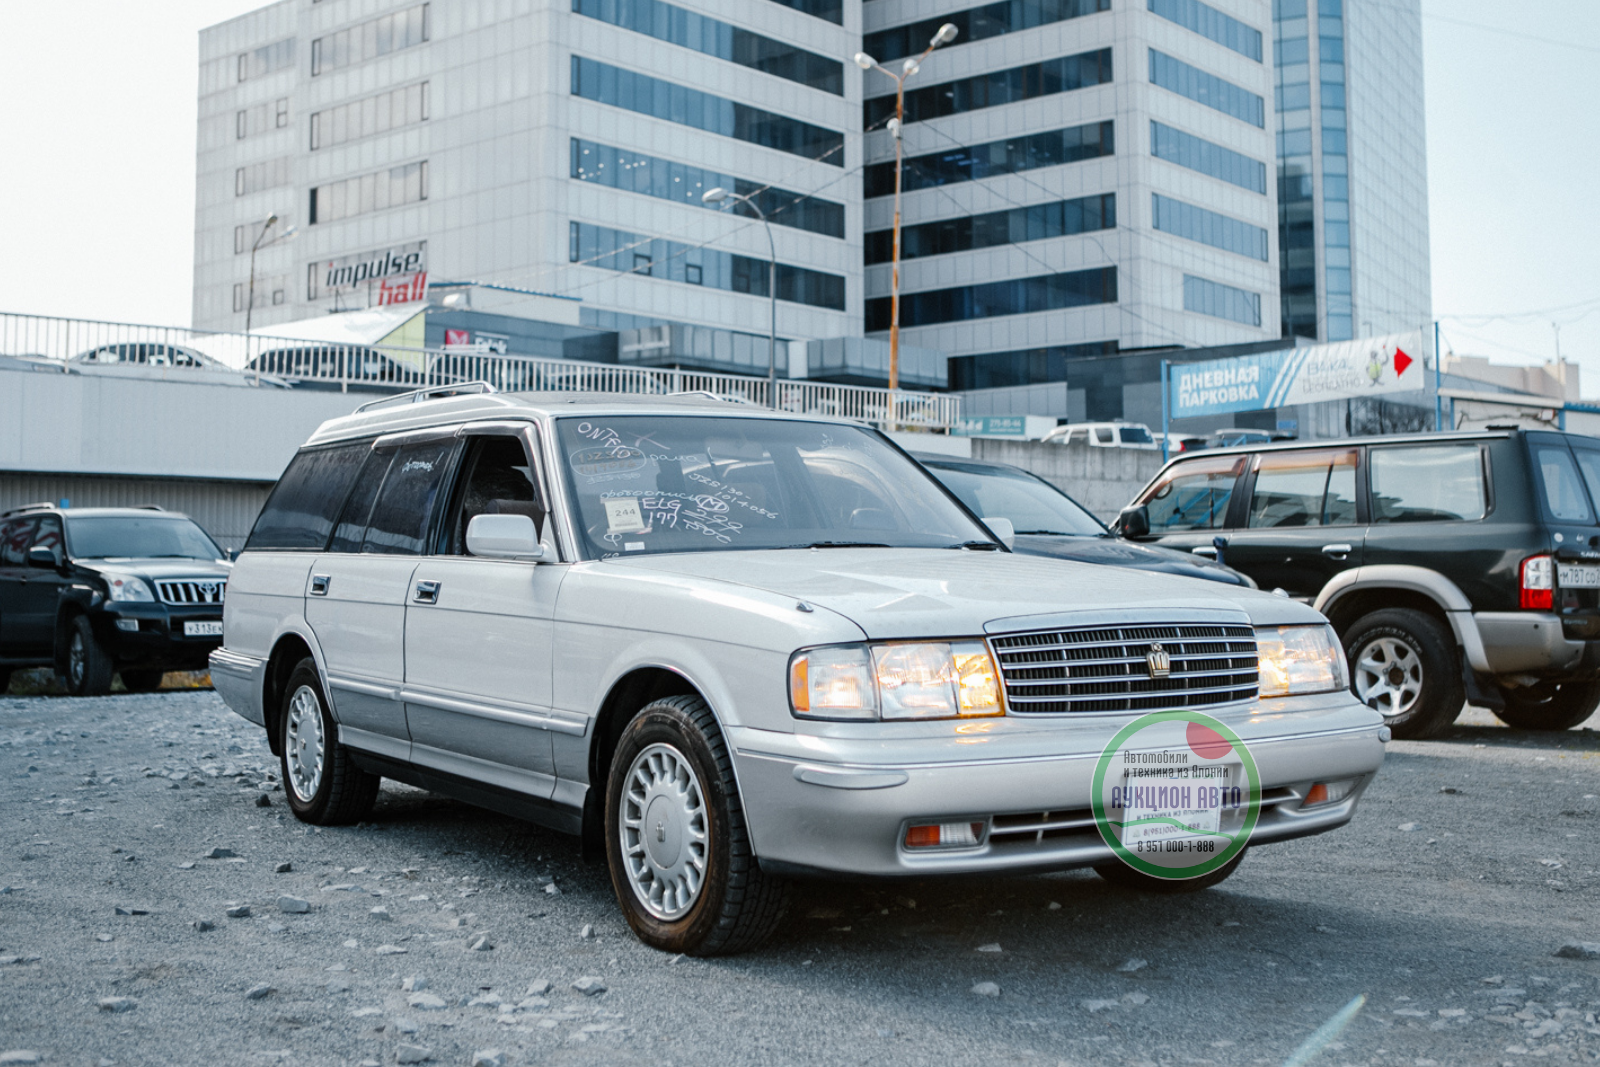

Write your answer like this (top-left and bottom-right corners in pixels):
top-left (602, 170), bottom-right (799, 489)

top-left (555, 416), bottom-right (990, 557)
top-left (67, 516), bottom-right (223, 561)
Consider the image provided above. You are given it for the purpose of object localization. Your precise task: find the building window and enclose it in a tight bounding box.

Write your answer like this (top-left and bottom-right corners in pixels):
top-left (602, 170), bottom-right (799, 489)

top-left (947, 341), bottom-right (1119, 390)
top-left (573, 0), bottom-right (842, 95)
top-left (237, 38), bottom-right (295, 82)
top-left (233, 283), bottom-right (245, 312)
top-left (569, 139), bottom-right (845, 239)
top-left (235, 157), bottom-right (292, 197)
top-left (1150, 121), bottom-right (1266, 193)
top-left (1152, 193), bottom-right (1268, 261)
top-left (1148, 49), bottom-right (1264, 127)
top-left (309, 161), bottom-right (428, 224)
top-left (234, 225), bottom-right (247, 254)
top-left (865, 0), bottom-right (1109, 63)
top-left (864, 193), bottom-right (1115, 264)
top-left (865, 48), bottom-right (1111, 127)
top-left (864, 121), bottom-right (1113, 197)
top-left (1183, 274), bottom-right (1261, 326)
top-left (762, 0), bottom-right (841, 25)
top-left (568, 221), bottom-right (846, 311)
top-left (312, 4), bottom-right (429, 77)
top-left (233, 276), bottom-right (287, 312)
top-left (570, 57), bottom-right (844, 166)
top-left (865, 267), bottom-right (1117, 330)
top-left (276, 98), bottom-right (289, 128)
top-left (1148, 0), bottom-right (1262, 61)
top-left (311, 82), bottom-right (430, 150)
top-left (237, 99), bottom-right (291, 141)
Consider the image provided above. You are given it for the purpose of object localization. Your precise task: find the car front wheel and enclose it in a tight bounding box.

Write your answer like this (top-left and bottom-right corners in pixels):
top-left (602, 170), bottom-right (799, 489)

top-left (1494, 679), bottom-right (1600, 731)
top-left (1344, 609), bottom-right (1463, 739)
top-left (278, 658), bottom-right (380, 825)
top-left (604, 695), bottom-right (789, 956)
top-left (65, 616), bottom-right (114, 697)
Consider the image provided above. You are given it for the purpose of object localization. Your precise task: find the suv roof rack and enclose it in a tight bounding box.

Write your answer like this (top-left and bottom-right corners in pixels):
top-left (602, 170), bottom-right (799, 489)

top-left (133, 504), bottom-right (166, 511)
top-left (1484, 423), bottom-right (1523, 431)
top-left (354, 381), bottom-right (497, 414)
top-left (0, 502), bottom-right (56, 518)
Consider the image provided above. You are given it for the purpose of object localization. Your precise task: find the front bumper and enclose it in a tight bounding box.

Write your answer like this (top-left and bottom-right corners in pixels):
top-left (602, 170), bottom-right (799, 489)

top-left (731, 693), bottom-right (1386, 878)
top-left (96, 603), bottom-right (224, 670)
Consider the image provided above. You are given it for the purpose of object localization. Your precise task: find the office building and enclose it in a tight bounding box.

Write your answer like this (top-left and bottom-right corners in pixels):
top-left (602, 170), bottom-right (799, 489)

top-left (1273, 0), bottom-right (1430, 342)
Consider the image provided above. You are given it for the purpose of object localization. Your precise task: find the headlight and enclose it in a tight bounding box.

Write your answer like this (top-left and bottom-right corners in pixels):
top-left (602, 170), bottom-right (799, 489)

top-left (1256, 624), bottom-right (1347, 697)
top-left (102, 573), bottom-right (154, 602)
top-left (790, 641), bottom-right (1004, 721)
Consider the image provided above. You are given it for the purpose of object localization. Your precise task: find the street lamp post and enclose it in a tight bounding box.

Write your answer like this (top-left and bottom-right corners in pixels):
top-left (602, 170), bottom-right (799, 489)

top-left (854, 22), bottom-right (957, 419)
top-left (703, 187), bottom-right (779, 409)
top-left (245, 214), bottom-right (299, 335)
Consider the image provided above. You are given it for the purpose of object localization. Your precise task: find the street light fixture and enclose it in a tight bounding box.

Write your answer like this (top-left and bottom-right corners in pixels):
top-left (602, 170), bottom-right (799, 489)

top-left (246, 213), bottom-right (299, 335)
top-left (703, 186), bottom-right (779, 409)
top-left (854, 22), bottom-right (958, 414)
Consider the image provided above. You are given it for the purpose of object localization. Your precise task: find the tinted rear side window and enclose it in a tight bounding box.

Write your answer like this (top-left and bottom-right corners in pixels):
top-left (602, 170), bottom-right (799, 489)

top-left (0, 517), bottom-right (38, 565)
top-left (245, 444), bottom-right (369, 551)
top-left (1535, 444), bottom-right (1594, 523)
top-left (361, 441), bottom-right (459, 556)
top-left (328, 449), bottom-right (394, 553)
top-left (1369, 445), bottom-right (1486, 524)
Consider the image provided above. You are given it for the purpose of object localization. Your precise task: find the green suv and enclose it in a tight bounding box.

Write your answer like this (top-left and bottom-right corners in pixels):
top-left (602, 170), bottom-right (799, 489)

top-left (1118, 428), bottom-right (1600, 738)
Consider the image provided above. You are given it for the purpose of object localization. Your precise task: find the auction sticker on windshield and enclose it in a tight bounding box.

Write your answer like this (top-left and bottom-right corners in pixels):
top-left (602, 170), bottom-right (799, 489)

top-left (1091, 711), bottom-right (1260, 879)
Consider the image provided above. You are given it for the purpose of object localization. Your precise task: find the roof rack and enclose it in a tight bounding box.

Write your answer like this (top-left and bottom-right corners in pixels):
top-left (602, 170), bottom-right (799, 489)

top-left (667, 390), bottom-right (754, 405)
top-left (0, 502), bottom-right (57, 518)
top-left (354, 381), bottom-right (497, 414)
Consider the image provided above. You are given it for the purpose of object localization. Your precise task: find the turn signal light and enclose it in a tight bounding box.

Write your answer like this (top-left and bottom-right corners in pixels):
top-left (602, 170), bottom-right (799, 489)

top-left (904, 821), bottom-right (985, 850)
top-left (1521, 555), bottom-right (1554, 610)
top-left (1302, 779), bottom-right (1357, 808)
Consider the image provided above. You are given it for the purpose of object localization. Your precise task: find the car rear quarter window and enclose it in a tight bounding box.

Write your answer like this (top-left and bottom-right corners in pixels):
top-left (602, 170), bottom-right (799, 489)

top-left (1140, 455), bottom-right (1246, 532)
top-left (1535, 444), bottom-right (1594, 523)
top-left (1369, 444), bottom-right (1486, 524)
top-left (360, 441), bottom-right (460, 556)
top-left (245, 443), bottom-right (369, 551)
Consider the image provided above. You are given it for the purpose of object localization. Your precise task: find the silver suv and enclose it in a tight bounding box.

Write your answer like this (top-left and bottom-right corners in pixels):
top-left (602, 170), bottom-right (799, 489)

top-left (212, 388), bottom-right (1386, 955)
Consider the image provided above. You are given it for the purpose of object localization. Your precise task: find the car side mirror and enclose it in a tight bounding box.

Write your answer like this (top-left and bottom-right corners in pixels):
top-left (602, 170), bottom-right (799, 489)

top-left (27, 545), bottom-right (62, 571)
top-left (1116, 504), bottom-right (1150, 539)
top-left (465, 513), bottom-right (548, 561)
top-left (982, 517), bottom-right (1015, 550)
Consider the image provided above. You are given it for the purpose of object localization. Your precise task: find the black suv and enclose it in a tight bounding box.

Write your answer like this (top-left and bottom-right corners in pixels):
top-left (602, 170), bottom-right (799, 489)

top-left (1117, 428), bottom-right (1600, 738)
top-left (0, 505), bottom-right (230, 695)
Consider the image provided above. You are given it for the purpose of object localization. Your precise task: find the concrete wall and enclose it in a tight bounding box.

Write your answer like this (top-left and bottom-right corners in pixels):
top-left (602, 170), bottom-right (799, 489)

top-left (971, 440), bottom-right (1166, 522)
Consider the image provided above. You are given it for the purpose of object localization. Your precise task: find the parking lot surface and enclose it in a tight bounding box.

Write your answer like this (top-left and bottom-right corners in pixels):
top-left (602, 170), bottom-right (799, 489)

top-left (0, 691), bottom-right (1596, 1067)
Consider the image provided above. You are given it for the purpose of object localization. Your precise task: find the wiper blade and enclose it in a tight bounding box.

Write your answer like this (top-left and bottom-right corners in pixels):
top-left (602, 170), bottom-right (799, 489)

top-left (1011, 529), bottom-right (1075, 536)
top-left (945, 540), bottom-right (1003, 550)
top-left (791, 541), bottom-right (893, 549)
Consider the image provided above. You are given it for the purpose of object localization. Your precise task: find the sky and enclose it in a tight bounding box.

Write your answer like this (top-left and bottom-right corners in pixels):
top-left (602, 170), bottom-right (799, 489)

top-left (0, 1), bottom-right (1595, 385)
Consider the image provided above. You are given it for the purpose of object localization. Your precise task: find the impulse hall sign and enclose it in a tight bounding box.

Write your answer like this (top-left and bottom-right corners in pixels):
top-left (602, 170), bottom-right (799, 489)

top-left (1167, 330), bottom-right (1428, 421)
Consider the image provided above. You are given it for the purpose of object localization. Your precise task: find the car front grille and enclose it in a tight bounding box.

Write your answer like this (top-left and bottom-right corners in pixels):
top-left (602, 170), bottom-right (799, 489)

top-left (991, 623), bottom-right (1257, 714)
top-left (154, 579), bottom-right (227, 606)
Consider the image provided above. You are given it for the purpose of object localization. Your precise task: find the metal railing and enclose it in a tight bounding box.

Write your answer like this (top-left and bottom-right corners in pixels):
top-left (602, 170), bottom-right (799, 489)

top-left (0, 310), bottom-right (961, 431)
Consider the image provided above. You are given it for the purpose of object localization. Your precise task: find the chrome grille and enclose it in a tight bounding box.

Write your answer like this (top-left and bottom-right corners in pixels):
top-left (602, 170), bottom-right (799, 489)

top-left (991, 623), bottom-right (1257, 714)
top-left (154, 579), bottom-right (226, 605)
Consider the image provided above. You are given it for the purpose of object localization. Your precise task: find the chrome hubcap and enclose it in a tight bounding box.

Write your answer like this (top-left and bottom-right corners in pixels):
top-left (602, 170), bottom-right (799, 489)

top-left (284, 685), bottom-right (326, 802)
top-left (620, 743), bottom-right (708, 921)
top-left (1353, 636), bottom-right (1423, 719)
top-left (68, 633), bottom-right (85, 685)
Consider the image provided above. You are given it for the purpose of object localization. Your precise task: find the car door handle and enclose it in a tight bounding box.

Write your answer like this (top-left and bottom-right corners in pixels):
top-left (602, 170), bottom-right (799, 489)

top-left (413, 580), bottom-right (441, 605)
top-left (309, 574), bottom-right (330, 596)
top-left (1321, 543), bottom-right (1353, 560)
top-left (1190, 547), bottom-right (1218, 558)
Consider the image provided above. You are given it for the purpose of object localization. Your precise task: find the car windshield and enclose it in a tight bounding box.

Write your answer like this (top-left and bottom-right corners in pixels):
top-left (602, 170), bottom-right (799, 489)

top-left (66, 516), bottom-right (223, 560)
top-left (555, 415), bottom-right (991, 557)
top-left (925, 462), bottom-right (1106, 536)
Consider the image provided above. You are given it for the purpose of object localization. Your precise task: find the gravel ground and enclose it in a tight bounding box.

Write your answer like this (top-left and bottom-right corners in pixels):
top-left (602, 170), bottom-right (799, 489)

top-left (0, 691), bottom-right (1597, 1067)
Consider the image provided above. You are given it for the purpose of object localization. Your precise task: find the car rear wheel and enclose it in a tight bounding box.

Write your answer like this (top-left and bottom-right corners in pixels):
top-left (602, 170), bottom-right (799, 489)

top-left (1493, 679), bottom-right (1600, 731)
top-left (119, 670), bottom-right (165, 693)
top-left (1094, 849), bottom-right (1246, 893)
top-left (1344, 609), bottom-right (1463, 739)
top-left (604, 695), bottom-right (789, 956)
top-left (65, 616), bottom-right (114, 697)
top-left (278, 658), bottom-right (379, 825)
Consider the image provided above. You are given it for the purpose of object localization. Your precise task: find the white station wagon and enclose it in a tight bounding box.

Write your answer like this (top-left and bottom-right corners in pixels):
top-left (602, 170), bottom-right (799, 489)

top-left (212, 387), bottom-right (1386, 955)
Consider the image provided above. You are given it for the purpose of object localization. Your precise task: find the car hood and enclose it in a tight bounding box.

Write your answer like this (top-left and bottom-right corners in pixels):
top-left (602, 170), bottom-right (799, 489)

top-left (77, 558), bottom-right (232, 579)
top-left (1011, 534), bottom-right (1251, 586)
top-left (604, 548), bottom-right (1318, 639)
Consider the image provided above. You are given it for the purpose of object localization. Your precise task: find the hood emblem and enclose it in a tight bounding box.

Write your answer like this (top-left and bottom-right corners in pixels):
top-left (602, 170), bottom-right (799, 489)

top-left (1145, 643), bottom-right (1172, 679)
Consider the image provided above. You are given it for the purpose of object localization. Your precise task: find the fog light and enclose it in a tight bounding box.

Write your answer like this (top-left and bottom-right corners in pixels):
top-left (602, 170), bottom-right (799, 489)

top-left (1303, 778), bottom-right (1357, 808)
top-left (115, 618), bottom-right (139, 632)
top-left (903, 821), bottom-right (985, 850)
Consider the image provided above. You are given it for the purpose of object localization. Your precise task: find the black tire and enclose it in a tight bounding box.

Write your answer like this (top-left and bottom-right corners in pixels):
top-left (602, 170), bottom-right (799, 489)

top-left (1493, 679), bottom-right (1600, 731)
top-left (1094, 848), bottom-right (1247, 893)
top-left (0, 669), bottom-right (11, 695)
top-left (1343, 609), bottom-right (1463, 740)
top-left (119, 669), bottom-right (165, 693)
top-left (604, 695), bottom-right (789, 956)
top-left (64, 615), bottom-right (114, 697)
top-left (278, 658), bottom-right (379, 825)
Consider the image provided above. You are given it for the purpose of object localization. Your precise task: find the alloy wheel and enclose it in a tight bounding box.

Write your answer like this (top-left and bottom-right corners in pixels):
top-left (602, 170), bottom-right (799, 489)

top-left (1353, 636), bottom-right (1423, 719)
top-left (619, 743), bottom-right (709, 921)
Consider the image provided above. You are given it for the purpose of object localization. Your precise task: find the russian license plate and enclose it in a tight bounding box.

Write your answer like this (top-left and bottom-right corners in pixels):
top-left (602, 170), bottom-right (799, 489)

top-left (1121, 762), bottom-right (1240, 845)
top-left (184, 620), bottom-right (223, 637)
top-left (1558, 564), bottom-right (1600, 589)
